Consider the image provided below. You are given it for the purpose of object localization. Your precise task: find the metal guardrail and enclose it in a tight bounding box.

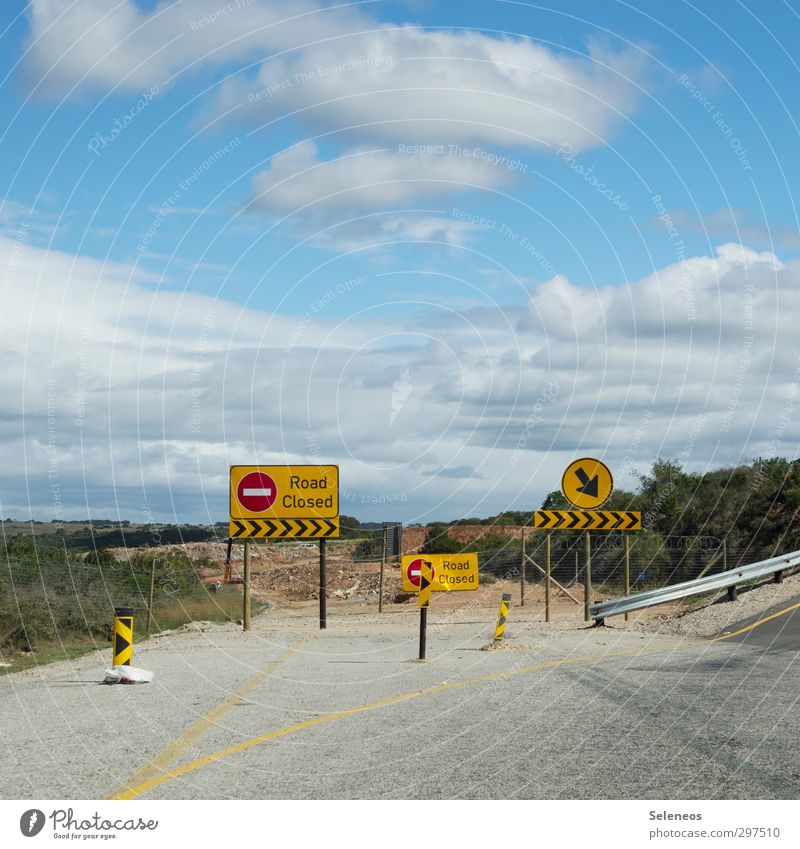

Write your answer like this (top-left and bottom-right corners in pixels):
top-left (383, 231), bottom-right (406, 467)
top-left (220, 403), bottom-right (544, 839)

top-left (590, 549), bottom-right (800, 622)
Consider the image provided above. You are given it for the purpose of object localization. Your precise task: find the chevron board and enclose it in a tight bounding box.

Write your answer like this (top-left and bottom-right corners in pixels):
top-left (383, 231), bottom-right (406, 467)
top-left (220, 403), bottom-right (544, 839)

top-left (533, 510), bottom-right (641, 531)
top-left (229, 517), bottom-right (340, 539)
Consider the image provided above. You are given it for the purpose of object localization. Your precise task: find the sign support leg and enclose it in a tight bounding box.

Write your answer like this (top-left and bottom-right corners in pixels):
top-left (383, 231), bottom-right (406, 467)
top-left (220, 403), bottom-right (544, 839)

top-left (243, 539), bottom-right (251, 631)
top-left (584, 531), bottom-right (591, 622)
top-left (520, 526), bottom-right (526, 607)
top-left (379, 525), bottom-right (386, 613)
top-left (319, 538), bottom-right (327, 629)
top-left (545, 532), bottom-right (551, 623)
top-left (624, 534), bottom-right (630, 621)
top-left (419, 607), bottom-right (427, 660)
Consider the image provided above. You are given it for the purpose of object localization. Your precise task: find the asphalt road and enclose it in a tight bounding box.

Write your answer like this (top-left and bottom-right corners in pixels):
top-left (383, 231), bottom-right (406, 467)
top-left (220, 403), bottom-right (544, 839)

top-left (1, 602), bottom-right (797, 800)
top-left (722, 594), bottom-right (800, 653)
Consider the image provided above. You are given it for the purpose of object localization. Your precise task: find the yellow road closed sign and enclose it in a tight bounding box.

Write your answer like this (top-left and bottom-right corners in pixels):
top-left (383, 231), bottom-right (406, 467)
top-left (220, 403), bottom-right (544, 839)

top-left (401, 553), bottom-right (479, 592)
top-left (230, 465), bottom-right (339, 520)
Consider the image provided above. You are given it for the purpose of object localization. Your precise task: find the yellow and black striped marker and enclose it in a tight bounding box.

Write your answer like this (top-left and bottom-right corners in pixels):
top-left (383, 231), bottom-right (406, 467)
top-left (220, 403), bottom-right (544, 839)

top-left (419, 560), bottom-right (433, 609)
top-left (494, 593), bottom-right (512, 642)
top-left (113, 607), bottom-right (134, 666)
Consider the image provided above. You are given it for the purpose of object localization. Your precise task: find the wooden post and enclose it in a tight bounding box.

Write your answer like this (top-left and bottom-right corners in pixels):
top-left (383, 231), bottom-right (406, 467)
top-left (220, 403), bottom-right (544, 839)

top-left (520, 527), bottom-right (526, 607)
top-left (624, 534), bottom-right (631, 622)
top-left (574, 549), bottom-right (578, 586)
top-left (319, 538), bottom-right (327, 629)
top-left (545, 532), bottom-right (551, 623)
top-left (146, 555), bottom-right (156, 637)
top-left (379, 525), bottom-right (387, 613)
top-left (584, 531), bottom-right (591, 622)
top-left (243, 539), bottom-right (251, 631)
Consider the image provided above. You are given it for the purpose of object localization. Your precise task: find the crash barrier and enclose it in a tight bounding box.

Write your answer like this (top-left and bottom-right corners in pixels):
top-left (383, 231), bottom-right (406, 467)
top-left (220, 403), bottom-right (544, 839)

top-left (590, 548), bottom-right (800, 622)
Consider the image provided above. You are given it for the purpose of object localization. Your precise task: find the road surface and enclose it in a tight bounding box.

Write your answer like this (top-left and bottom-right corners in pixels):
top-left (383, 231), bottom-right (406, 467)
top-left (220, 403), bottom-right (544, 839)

top-left (1, 600), bottom-right (798, 800)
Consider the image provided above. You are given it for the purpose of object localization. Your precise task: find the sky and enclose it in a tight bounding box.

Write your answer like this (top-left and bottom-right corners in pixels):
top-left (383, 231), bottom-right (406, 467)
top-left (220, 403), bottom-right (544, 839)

top-left (1, 0), bottom-right (799, 524)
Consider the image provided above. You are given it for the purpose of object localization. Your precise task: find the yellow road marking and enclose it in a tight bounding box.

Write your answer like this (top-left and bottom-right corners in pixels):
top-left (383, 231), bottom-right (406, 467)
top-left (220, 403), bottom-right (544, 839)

top-left (111, 598), bottom-right (800, 800)
top-left (709, 600), bottom-right (800, 642)
top-left (107, 637), bottom-right (309, 799)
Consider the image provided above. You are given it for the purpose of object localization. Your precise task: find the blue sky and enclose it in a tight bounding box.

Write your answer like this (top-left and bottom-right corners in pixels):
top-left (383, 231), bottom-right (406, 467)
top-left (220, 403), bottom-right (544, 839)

top-left (1, 0), bottom-right (799, 524)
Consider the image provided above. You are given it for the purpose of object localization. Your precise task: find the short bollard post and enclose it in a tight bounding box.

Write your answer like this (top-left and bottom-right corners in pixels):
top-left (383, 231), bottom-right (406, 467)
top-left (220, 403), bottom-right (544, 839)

top-left (418, 560), bottom-right (433, 660)
top-left (113, 606), bottom-right (134, 666)
top-left (494, 593), bottom-right (512, 642)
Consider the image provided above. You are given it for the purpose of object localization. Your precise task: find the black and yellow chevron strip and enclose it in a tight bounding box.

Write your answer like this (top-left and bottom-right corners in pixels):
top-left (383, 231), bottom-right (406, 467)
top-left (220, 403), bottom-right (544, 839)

top-left (229, 517), bottom-right (340, 539)
top-left (494, 592), bottom-right (512, 641)
top-left (533, 509), bottom-right (641, 531)
top-left (113, 614), bottom-right (133, 666)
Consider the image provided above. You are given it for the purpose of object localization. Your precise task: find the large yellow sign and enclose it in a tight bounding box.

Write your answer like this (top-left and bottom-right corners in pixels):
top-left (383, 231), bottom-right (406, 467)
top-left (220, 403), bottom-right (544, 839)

top-left (401, 553), bottom-right (479, 592)
top-left (229, 465), bottom-right (339, 539)
top-left (561, 458), bottom-right (613, 509)
top-left (230, 465), bottom-right (339, 520)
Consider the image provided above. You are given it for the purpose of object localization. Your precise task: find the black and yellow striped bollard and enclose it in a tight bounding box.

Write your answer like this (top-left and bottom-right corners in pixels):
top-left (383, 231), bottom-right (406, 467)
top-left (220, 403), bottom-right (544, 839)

top-left (113, 606), bottom-right (134, 666)
top-left (418, 560), bottom-right (433, 660)
top-left (494, 593), bottom-right (512, 642)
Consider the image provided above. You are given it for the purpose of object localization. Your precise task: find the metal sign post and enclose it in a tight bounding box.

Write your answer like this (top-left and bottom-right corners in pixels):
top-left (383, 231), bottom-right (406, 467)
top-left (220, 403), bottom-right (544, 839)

top-left (320, 537), bottom-right (327, 630)
top-left (584, 531), bottom-right (591, 622)
top-left (243, 539), bottom-right (251, 631)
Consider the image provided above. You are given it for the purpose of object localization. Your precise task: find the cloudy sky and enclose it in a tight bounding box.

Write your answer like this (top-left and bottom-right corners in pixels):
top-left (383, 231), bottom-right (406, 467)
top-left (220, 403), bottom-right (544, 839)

top-left (1, 0), bottom-right (799, 524)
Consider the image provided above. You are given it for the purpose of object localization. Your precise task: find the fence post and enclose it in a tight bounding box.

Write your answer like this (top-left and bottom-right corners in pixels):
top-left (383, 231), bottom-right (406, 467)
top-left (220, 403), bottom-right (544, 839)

top-left (624, 534), bottom-right (630, 622)
top-left (379, 525), bottom-right (387, 613)
top-left (146, 555), bottom-right (156, 637)
top-left (545, 532), bottom-right (551, 623)
top-left (574, 549), bottom-right (578, 586)
top-left (520, 526), bottom-right (526, 607)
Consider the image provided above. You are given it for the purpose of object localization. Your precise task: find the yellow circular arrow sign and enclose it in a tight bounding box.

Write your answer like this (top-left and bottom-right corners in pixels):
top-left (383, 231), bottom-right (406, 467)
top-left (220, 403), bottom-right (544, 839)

top-left (561, 458), bottom-right (614, 509)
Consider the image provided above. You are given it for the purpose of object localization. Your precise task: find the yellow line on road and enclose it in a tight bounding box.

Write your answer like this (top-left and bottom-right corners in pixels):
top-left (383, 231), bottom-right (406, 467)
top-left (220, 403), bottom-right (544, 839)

top-left (107, 637), bottom-right (309, 800)
top-left (111, 599), bottom-right (800, 800)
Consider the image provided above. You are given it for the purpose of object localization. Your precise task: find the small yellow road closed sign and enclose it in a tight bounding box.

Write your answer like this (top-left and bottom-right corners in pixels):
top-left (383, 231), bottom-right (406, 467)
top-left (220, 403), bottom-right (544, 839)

top-left (401, 553), bottom-right (479, 592)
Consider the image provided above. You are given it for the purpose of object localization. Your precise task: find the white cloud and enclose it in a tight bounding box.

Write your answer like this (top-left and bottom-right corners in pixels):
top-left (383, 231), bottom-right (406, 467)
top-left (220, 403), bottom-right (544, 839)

top-left (2, 234), bottom-right (799, 522)
top-left (244, 140), bottom-right (517, 247)
top-left (213, 28), bottom-right (643, 149)
top-left (27, 2), bottom-right (642, 153)
top-left (24, 0), bottom-right (364, 93)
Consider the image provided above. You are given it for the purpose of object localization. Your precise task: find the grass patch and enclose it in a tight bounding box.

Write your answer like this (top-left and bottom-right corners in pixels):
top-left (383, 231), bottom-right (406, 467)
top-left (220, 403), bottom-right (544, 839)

top-left (0, 585), bottom-right (263, 675)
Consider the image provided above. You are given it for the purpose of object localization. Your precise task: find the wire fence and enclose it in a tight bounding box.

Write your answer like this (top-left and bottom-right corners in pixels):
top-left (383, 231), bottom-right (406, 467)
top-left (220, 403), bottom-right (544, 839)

top-left (474, 534), bottom-right (776, 594)
top-left (0, 547), bottom-right (230, 651)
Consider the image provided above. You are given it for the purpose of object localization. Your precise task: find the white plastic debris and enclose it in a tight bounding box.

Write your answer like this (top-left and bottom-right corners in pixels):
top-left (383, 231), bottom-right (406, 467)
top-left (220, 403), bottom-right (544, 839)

top-left (103, 666), bottom-right (154, 684)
